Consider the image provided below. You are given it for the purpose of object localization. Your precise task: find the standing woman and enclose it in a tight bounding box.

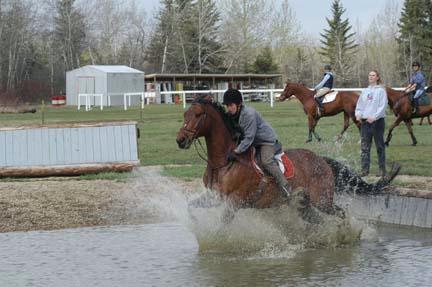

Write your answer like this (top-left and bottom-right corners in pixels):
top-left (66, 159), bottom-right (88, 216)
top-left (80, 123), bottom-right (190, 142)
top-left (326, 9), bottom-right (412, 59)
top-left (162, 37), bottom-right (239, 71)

top-left (355, 70), bottom-right (388, 177)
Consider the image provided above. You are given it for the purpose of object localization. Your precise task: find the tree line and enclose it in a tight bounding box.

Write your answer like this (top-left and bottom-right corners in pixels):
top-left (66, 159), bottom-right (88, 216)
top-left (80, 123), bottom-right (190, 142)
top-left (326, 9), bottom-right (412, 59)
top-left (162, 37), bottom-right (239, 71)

top-left (0, 0), bottom-right (431, 104)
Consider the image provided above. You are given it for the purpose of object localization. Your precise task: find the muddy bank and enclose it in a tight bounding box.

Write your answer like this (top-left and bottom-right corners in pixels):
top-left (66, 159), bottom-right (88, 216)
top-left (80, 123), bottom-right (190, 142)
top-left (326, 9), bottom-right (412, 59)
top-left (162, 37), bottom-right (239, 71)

top-left (0, 167), bottom-right (202, 233)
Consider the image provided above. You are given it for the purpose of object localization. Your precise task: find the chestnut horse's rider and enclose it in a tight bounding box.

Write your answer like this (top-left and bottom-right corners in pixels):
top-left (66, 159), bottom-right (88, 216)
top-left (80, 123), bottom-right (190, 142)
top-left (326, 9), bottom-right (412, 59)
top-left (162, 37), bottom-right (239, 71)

top-left (404, 61), bottom-right (426, 114)
top-left (222, 89), bottom-right (291, 198)
top-left (314, 64), bottom-right (334, 113)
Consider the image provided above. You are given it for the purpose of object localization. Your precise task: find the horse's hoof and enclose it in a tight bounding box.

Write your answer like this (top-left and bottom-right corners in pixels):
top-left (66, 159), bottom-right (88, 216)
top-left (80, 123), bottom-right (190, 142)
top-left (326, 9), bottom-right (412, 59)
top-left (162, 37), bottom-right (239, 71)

top-left (305, 139), bottom-right (312, 143)
top-left (412, 142), bottom-right (417, 146)
top-left (317, 138), bottom-right (322, 142)
top-left (385, 142), bottom-right (389, 147)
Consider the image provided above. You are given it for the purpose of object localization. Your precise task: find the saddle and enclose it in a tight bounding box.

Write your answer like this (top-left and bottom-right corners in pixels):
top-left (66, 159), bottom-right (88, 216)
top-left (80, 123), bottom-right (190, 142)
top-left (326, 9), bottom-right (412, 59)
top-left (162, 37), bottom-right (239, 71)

top-left (321, 90), bottom-right (338, 104)
top-left (249, 147), bottom-right (295, 179)
top-left (409, 92), bottom-right (431, 106)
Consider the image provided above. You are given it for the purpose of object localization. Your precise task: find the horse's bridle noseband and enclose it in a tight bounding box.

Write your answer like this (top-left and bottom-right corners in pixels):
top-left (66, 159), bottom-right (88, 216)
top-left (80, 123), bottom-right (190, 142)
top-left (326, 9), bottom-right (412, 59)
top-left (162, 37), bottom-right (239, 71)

top-left (181, 103), bottom-right (207, 141)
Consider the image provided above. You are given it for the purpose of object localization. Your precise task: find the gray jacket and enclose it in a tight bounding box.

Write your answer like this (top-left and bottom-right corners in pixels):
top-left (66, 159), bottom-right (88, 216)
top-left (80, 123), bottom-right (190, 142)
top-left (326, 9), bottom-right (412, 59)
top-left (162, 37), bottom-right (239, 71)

top-left (235, 106), bottom-right (277, 153)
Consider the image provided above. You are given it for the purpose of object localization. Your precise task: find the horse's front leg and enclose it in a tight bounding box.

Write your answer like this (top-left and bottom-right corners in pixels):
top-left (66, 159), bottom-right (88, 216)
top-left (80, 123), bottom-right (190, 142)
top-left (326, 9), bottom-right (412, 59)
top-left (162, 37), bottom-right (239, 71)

top-left (220, 197), bottom-right (241, 225)
top-left (337, 112), bottom-right (350, 140)
top-left (385, 117), bottom-right (403, 146)
top-left (404, 119), bottom-right (418, 146)
top-left (306, 116), bottom-right (314, 143)
top-left (312, 118), bottom-right (321, 142)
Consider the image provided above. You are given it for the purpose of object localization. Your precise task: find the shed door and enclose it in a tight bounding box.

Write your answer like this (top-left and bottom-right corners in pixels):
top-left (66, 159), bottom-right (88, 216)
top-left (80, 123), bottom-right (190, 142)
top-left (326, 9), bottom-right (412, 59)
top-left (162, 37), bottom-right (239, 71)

top-left (78, 77), bottom-right (95, 105)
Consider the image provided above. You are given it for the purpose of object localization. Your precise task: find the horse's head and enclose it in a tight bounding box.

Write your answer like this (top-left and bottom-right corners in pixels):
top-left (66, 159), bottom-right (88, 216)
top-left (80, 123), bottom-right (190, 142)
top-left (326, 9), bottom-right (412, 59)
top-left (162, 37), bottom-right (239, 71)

top-left (279, 81), bottom-right (297, 101)
top-left (176, 101), bottom-right (209, 149)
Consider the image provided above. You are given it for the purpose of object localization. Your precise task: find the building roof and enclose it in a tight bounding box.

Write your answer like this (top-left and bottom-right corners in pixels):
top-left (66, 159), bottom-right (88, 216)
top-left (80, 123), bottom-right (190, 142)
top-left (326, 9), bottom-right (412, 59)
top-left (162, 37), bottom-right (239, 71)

top-left (145, 73), bottom-right (282, 81)
top-left (79, 65), bottom-right (144, 74)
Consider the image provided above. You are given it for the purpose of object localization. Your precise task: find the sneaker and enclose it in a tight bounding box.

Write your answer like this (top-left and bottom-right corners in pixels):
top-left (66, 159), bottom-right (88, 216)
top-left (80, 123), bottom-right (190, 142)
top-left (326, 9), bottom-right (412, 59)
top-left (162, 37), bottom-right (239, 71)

top-left (360, 171), bottom-right (369, 177)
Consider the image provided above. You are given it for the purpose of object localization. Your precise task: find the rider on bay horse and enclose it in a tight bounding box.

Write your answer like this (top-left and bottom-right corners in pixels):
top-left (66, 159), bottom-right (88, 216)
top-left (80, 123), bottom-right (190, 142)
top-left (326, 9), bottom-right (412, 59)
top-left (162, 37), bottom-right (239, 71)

top-left (223, 89), bottom-right (291, 198)
top-left (314, 64), bottom-right (334, 114)
top-left (404, 61), bottom-right (426, 114)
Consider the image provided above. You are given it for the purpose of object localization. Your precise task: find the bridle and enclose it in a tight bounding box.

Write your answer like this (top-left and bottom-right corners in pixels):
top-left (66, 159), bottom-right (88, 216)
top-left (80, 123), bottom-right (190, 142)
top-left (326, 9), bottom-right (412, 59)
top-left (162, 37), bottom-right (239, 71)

top-left (181, 102), bottom-right (233, 171)
top-left (181, 103), bottom-right (208, 141)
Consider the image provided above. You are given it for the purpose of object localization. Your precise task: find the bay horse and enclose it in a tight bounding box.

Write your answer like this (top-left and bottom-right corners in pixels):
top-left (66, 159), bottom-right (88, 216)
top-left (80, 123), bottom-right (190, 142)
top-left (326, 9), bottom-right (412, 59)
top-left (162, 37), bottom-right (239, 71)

top-left (176, 98), bottom-right (400, 223)
top-left (419, 115), bottom-right (431, 125)
top-left (385, 87), bottom-right (432, 146)
top-left (279, 82), bottom-right (361, 142)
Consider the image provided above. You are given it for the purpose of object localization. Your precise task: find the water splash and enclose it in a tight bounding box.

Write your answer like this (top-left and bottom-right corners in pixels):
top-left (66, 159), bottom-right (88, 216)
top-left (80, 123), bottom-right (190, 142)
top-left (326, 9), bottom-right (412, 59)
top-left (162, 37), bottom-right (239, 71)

top-left (119, 167), bottom-right (371, 258)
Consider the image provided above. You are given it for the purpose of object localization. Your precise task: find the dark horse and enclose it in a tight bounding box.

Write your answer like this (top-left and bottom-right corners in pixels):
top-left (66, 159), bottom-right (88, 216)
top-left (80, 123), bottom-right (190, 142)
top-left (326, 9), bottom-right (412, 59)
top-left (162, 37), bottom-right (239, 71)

top-left (176, 98), bottom-right (400, 221)
top-left (279, 82), bottom-right (361, 142)
top-left (385, 87), bottom-right (432, 146)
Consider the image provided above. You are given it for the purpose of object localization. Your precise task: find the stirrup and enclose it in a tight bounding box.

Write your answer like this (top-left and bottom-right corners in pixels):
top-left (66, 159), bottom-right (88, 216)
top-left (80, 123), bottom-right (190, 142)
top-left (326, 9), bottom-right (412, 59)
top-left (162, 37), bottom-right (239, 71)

top-left (280, 184), bottom-right (291, 198)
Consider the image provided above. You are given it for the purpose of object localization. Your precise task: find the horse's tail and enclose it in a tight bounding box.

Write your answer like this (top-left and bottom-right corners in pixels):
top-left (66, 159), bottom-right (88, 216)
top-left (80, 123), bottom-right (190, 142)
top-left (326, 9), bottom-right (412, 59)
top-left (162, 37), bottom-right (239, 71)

top-left (323, 157), bottom-right (401, 195)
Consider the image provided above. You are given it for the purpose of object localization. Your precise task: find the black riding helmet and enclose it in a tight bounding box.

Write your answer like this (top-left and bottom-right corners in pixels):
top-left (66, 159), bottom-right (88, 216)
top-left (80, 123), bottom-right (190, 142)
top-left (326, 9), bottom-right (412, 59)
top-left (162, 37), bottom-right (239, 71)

top-left (324, 64), bottom-right (332, 70)
top-left (412, 61), bottom-right (421, 68)
top-left (223, 89), bottom-right (243, 105)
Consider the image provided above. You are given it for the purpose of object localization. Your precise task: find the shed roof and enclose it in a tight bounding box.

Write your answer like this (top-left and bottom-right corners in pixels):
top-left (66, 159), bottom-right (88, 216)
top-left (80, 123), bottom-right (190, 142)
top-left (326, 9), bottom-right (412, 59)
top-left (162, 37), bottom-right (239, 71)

top-left (145, 73), bottom-right (281, 81)
top-left (76, 65), bottom-right (144, 74)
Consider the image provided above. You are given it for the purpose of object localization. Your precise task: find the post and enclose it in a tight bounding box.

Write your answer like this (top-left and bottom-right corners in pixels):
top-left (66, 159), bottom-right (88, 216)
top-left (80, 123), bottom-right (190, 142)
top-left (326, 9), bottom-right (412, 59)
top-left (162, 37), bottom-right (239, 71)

top-left (140, 97), bottom-right (144, 122)
top-left (100, 94), bottom-right (103, 110)
top-left (141, 93), bottom-right (145, 109)
top-left (270, 90), bottom-right (274, 108)
top-left (124, 94), bottom-right (127, 110)
top-left (78, 94), bottom-right (81, 110)
top-left (182, 92), bottom-right (186, 109)
top-left (41, 99), bottom-right (45, 125)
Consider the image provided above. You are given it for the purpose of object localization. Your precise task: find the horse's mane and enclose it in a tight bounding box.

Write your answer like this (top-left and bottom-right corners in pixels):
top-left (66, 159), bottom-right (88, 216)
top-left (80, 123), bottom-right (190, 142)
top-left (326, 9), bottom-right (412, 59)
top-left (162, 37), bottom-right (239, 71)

top-left (192, 97), bottom-right (242, 140)
top-left (287, 82), bottom-right (313, 96)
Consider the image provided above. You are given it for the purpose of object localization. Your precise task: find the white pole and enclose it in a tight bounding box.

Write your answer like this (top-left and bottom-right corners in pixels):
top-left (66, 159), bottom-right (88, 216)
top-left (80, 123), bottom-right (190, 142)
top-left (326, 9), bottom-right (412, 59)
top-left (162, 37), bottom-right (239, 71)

top-left (270, 90), bottom-right (274, 108)
top-left (182, 92), bottom-right (186, 109)
top-left (100, 94), bottom-right (103, 110)
top-left (128, 94), bottom-right (131, 107)
top-left (141, 93), bottom-right (145, 109)
top-left (78, 94), bottom-right (81, 110)
top-left (108, 95), bottom-right (111, 107)
top-left (124, 94), bottom-right (127, 110)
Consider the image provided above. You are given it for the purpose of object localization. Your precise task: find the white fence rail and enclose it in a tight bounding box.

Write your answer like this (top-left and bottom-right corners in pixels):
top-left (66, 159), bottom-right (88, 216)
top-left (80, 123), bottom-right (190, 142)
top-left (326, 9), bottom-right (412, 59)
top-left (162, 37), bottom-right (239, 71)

top-left (78, 93), bottom-right (104, 111)
top-left (77, 87), bottom-right (406, 111)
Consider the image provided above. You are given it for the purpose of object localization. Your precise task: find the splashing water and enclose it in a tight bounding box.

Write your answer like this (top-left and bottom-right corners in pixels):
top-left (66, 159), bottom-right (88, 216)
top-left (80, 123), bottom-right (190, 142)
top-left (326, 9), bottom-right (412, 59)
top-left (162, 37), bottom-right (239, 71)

top-left (118, 167), bottom-right (371, 258)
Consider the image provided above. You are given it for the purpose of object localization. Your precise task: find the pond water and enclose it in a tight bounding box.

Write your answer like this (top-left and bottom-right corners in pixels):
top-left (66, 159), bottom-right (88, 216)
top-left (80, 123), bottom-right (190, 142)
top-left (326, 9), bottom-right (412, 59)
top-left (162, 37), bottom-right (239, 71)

top-left (1, 170), bottom-right (431, 287)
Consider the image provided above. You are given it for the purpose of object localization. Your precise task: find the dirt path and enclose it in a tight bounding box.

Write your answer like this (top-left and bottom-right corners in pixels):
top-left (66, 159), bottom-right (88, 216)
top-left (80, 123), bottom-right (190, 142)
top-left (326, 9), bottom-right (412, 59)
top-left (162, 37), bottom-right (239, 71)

top-left (0, 167), bottom-right (430, 233)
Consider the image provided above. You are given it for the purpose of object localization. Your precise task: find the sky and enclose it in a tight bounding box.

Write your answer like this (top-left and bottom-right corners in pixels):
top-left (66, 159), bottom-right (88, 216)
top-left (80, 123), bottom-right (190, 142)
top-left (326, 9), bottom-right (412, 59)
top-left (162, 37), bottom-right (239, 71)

top-left (144, 0), bottom-right (405, 38)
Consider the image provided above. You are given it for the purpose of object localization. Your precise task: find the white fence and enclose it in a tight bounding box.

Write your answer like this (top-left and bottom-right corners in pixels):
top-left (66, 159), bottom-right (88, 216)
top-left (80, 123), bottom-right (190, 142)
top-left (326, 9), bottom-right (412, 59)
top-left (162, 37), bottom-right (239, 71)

top-left (78, 87), bottom-right (406, 111)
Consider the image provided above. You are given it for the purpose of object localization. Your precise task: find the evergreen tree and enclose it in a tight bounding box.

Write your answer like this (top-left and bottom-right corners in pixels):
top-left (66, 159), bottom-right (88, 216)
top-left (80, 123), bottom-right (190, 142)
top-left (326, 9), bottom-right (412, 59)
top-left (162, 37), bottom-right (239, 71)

top-left (319, 0), bottom-right (357, 86)
top-left (146, 0), bottom-right (222, 74)
top-left (252, 46), bottom-right (279, 74)
top-left (398, 0), bottom-right (432, 80)
top-left (54, 0), bottom-right (86, 72)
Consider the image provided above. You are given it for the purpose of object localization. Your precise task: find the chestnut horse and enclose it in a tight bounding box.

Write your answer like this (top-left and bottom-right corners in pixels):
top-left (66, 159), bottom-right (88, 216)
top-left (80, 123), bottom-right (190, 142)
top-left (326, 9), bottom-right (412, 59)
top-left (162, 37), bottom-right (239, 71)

top-left (279, 82), bottom-right (361, 142)
top-left (176, 98), bottom-right (400, 222)
top-left (385, 87), bottom-right (432, 146)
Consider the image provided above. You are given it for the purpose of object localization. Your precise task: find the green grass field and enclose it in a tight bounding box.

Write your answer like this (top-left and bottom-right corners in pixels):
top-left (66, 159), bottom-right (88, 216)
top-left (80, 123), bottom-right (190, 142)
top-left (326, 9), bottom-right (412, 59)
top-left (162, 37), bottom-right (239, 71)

top-left (0, 101), bottom-right (431, 179)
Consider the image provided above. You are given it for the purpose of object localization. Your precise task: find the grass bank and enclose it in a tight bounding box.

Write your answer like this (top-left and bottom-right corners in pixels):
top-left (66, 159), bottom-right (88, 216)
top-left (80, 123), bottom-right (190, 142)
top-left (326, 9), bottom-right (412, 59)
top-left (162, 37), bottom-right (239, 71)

top-left (0, 101), bottom-right (431, 178)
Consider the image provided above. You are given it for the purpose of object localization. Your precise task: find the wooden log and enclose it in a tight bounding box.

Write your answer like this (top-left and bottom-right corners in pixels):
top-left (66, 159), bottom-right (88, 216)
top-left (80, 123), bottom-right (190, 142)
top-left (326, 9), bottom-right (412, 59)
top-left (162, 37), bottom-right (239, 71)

top-left (0, 105), bottom-right (37, 113)
top-left (0, 161), bottom-right (140, 178)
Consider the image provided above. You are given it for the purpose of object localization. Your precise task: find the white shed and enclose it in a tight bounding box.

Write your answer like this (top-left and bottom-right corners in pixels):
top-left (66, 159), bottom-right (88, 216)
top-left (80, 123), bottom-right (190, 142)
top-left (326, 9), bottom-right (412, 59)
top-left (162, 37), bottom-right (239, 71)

top-left (66, 65), bottom-right (145, 107)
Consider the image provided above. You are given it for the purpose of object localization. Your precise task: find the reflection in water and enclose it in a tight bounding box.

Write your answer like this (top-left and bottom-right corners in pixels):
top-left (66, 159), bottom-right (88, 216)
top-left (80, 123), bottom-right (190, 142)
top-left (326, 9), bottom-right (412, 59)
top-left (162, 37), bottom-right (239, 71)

top-left (1, 223), bottom-right (432, 287)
